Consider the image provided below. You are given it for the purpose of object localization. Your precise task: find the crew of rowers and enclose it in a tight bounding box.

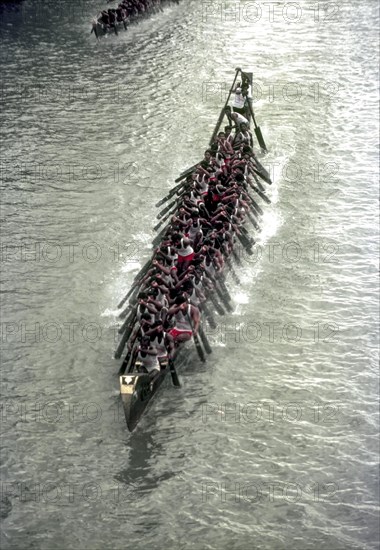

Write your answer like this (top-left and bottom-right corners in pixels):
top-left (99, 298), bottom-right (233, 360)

top-left (125, 80), bottom-right (260, 380)
top-left (94, 0), bottom-right (179, 32)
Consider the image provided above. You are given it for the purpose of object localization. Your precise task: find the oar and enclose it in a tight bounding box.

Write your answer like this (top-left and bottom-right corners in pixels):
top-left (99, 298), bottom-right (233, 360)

top-left (186, 307), bottom-right (206, 363)
top-left (155, 180), bottom-right (185, 207)
top-left (217, 278), bottom-right (232, 302)
top-left (153, 203), bottom-right (177, 232)
top-left (117, 261), bottom-right (151, 309)
top-left (207, 289), bottom-right (225, 315)
top-left (223, 211), bottom-right (255, 253)
top-left (225, 256), bottom-right (241, 285)
top-left (200, 301), bottom-right (217, 329)
top-left (247, 194), bottom-right (264, 216)
top-left (232, 247), bottom-right (242, 266)
top-left (119, 285), bottom-right (141, 318)
top-left (251, 157), bottom-right (272, 184)
top-left (253, 186), bottom-right (271, 204)
top-left (249, 170), bottom-right (265, 191)
top-left (156, 184), bottom-right (189, 218)
top-left (169, 357), bottom-right (180, 387)
top-left (118, 284), bottom-right (136, 309)
top-left (246, 210), bottom-right (261, 231)
top-left (248, 174), bottom-right (271, 202)
top-left (152, 222), bottom-right (171, 248)
top-left (114, 314), bottom-right (136, 359)
top-left (157, 198), bottom-right (177, 219)
top-left (209, 67), bottom-right (242, 146)
top-left (154, 187), bottom-right (189, 231)
top-left (118, 334), bottom-right (138, 375)
top-left (214, 282), bottom-right (233, 312)
top-left (174, 163), bottom-right (198, 183)
top-left (236, 231), bottom-right (254, 254)
top-left (246, 98), bottom-right (267, 152)
top-left (118, 305), bottom-right (136, 333)
top-left (198, 325), bottom-right (212, 354)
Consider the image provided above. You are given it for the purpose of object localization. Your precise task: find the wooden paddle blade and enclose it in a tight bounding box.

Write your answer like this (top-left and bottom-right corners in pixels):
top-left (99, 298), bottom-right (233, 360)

top-left (199, 326), bottom-right (212, 354)
top-left (194, 334), bottom-right (206, 362)
top-left (201, 303), bottom-right (217, 329)
top-left (153, 220), bottom-right (163, 232)
top-left (252, 159), bottom-right (272, 184)
top-left (119, 305), bottom-right (131, 319)
top-left (208, 292), bottom-right (225, 315)
top-left (237, 233), bottom-right (253, 253)
top-left (254, 187), bottom-right (271, 204)
top-left (114, 328), bottom-right (130, 359)
top-left (169, 359), bottom-right (181, 386)
top-left (255, 126), bottom-right (267, 152)
top-left (249, 197), bottom-right (264, 216)
top-left (155, 196), bottom-right (169, 207)
top-left (117, 285), bottom-right (134, 309)
top-left (157, 200), bottom-right (175, 219)
top-left (225, 258), bottom-right (241, 285)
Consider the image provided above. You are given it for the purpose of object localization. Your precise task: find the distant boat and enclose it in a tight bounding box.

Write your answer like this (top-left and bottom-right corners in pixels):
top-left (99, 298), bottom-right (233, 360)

top-left (91, 0), bottom-right (180, 40)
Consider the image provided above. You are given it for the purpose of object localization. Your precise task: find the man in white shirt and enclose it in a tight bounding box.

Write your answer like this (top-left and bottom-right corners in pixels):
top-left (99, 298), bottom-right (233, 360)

top-left (232, 86), bottom-right (246, 114)
top-left (225, 105), bottom-right (249, 127)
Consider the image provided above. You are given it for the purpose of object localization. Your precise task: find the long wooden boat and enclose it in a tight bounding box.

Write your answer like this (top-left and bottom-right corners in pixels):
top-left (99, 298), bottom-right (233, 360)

top-left (91, 0), bottom-right (180, 40)
top-left (116, 68), bottom-right (272, 431)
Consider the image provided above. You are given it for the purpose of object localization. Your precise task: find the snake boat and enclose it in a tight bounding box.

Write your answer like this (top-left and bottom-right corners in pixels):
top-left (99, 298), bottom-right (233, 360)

top-left (91, 0), bottom-right (180, 40)
top-left (115, 68), bottom-right (272, 431)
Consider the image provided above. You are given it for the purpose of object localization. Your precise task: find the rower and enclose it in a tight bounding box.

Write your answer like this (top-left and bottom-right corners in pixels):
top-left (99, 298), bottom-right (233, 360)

top-left (145, 286), bottom-right (167, 320)
top-left (135, 337), bottom-right (161, 388)
top-left (224, 125), bottom-right (234, 145)
top-left (187, 272), bottom-right (206, 307)
top-left (144, 321), bottom-right (175, 364)
top-left (152, 259), bottom-right (179, 290)
top-left (157, 244), bottom-right (178, 267)
top-left (136, 293), bottom-right (157, 322)
top-left (167, 295), bottom-right (200, 343)
top-left (225, 107), bottom-right (250, 131)
top-left (176, 236), bottom-right (195, 273)
top-left (99, 10), bottom-right (110, 26)
top-left (187, 213), bottom-right (204, 247)
top-left (127, 312), bottom-right (154, 351)
top-left (234, 122), bottom-right (253, 148)
top-left (107, 9), bottom-right (118, 33)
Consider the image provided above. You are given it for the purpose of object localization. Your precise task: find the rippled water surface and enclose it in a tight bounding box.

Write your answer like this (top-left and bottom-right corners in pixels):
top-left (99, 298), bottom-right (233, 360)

top-left (1, 1), bottom-right (379, 549)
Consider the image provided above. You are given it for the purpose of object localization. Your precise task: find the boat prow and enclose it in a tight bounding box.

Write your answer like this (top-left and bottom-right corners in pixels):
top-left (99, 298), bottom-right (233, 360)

top-left (119, 366), bottom-right (168, 431)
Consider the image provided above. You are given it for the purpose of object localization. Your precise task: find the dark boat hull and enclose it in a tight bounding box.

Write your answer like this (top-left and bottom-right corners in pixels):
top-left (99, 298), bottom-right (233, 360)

top-left (120, 365), bottom-right (169, 431)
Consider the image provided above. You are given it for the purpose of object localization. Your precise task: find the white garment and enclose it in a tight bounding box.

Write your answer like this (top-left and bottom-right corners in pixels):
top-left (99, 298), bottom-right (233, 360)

top-left (232, 91), bottom-right (245, 109)
top-left (232, 112), bottom-right (249, 125)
